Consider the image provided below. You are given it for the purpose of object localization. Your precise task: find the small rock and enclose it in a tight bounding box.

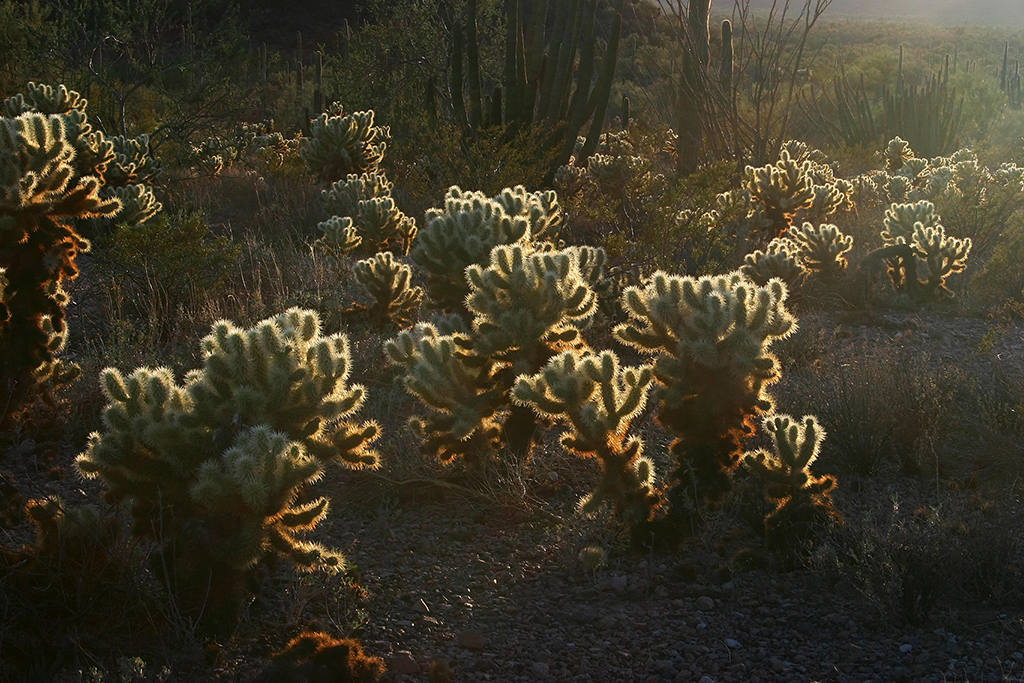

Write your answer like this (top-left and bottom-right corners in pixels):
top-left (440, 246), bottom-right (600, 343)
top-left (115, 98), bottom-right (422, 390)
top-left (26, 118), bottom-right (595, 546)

top-left (611, 575), bottom-right (628, 592)
top-left (458, 630), bottom-right (485, 650)
top-left (1013, 652), bottom-right (1024, 662)
top-left (725, 638), bottom-right (742, 649)
top-left (598, 615), bottom-right (618, 630)
top-left (388, 651), bottom-right (420, 675)
top-left (770, 657), bottom-right (787, 673)
top-left (899, 643), bottom-right (913, 654)
top-left (698, 676), bottom-right (716, 683)
top-left (531, 662), bottom-right (550, 677)
top-left (414, 598), bottom-right (430, 613)
top-left (695, 596), bottom-right (715, 611)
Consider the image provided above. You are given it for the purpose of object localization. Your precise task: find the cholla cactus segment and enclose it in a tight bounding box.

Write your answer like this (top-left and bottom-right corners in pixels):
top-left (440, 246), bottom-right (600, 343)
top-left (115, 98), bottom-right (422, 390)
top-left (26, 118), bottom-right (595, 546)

top-left (911, 223), bottom-right (971, 297)
top-left (807, 183), bottom-right (845, 221)
top-left (513, 350), bottom-right (662, 533)
top-left (884, 174), bottom-right (913, 203)
top-left (301, 108), bottom-right (388, 184)
top-left (743, 414), bottom-right (839, 552)
top-left (742, 238), bottom-right (807, 289)
top-left (319, 171), bottom-right (416, 255)
top-left (104, 184), bottom-right (162, 227)
top-left (490, 185), bottom-right (562, 241)
top-left (884, 136), bottom-right (915, 173)
top-left (465, 244), bottom-right (597, 360)
top-left (882, 200), bottom-right (941, 245)
top-left (787, 222), bottom-right (853, 277)
top-left (384, 323), bottom-right (503, 464)
top-left (317, 216), bottom-right (362, 258)
top-left (554, 161), bottom-right (588, 197)
top-left (353, 251), bottom-right (423, 326)
top-left (105, 133), bottom-right (161, 187)
top-left (412, 185), bottom-right (537, 311)
top-left (745, 150), bottom-right (815, 234)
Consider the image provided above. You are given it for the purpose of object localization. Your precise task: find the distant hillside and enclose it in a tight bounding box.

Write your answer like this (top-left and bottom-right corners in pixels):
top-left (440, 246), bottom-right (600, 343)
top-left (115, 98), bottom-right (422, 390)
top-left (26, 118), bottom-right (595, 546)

top-left (742, 0), bottom-right (1024, 25)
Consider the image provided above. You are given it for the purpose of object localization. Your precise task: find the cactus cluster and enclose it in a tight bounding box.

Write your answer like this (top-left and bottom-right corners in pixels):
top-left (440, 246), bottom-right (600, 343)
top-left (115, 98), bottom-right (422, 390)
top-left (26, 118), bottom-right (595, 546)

top-left (349, 250), bottom-right (423, 328)
top-left (411, 185), bottom-right (560, 312)
top-left (744, 149), bottom-right (815, 236)
top-left (388, 240), bottom-right (598, 468)
top-left (614, 271), bottom-right (796, 541)
top-left (76, 308), bottom-right (379, 629)
top-left (742, 237), bottom-right (806, 289)
top-left (317, 171), bottom-right (417, 257)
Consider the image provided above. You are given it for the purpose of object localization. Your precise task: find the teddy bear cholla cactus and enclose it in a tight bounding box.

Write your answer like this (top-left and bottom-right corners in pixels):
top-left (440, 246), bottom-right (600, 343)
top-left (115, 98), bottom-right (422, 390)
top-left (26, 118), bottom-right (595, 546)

top-left (743, 414), bottom-right (841, 553)
top-left (614, 271), bottom-right (796, 541)
top-left (745, 149), bottom-right (815, 236)
top-left (319, 171), bottom-right (417, 257)
top-left (0, 111), bottom-right (121, 425)
top-left (741, 237), bottom-right (806, 289)
top-left (387, 242), bottom-right (598, 467)
top-left (76, 308), bottom-right (379, 629)
top-left (410, 185), bottom-right (560, 312)
top-left (349, 250), bottom-right (422, 327)
top-left (873, 200), bottom-right (971, 299)
top-left (4, 83), bottom-right (162, 226)
top-left (301, 106), bottom-right (388, 184)
top-left (787, 222), bottom-right (854, 279)
top-left (513, 350), bottom-right (663, 540)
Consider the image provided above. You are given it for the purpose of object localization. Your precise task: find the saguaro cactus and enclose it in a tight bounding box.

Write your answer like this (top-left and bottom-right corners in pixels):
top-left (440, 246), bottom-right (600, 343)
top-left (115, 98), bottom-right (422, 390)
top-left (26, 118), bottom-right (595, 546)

top-left (676, 0), bottom-right (711, 175)
top-left (76, 308), bottom-right (379, 630)
top-left (614, 271), bottom-right (796, 543)
top-left (743, 414), bottom-right (840, 554)
top-left (0, 112), bottom-right (121, 425)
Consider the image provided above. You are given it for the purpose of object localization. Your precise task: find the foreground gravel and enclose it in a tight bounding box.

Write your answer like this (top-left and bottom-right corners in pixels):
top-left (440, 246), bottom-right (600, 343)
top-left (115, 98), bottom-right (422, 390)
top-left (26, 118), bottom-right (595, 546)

top-left (315, 483), bottom-right (1024, 683)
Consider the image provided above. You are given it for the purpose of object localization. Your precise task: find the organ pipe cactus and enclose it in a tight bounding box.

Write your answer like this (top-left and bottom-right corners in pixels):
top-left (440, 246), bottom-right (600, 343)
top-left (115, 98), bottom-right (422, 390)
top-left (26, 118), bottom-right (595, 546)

top-left (614, 271), bottom-right (796, 543)
top-left (301, 107), bottom-right (388, 184)
top-left (76, 308), bottom-right (379, 630)
top-left (0, 111), bottom-right (121, 425)
top-left (513, 350), bottom-right (663, 542)
top-left (743, 414), bottom-right (840, 554)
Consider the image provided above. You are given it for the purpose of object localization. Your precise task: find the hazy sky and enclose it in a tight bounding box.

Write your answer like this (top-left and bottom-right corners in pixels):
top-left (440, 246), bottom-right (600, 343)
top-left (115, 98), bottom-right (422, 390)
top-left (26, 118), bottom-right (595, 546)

top-left (789, 0), bottom-right (1024, 24)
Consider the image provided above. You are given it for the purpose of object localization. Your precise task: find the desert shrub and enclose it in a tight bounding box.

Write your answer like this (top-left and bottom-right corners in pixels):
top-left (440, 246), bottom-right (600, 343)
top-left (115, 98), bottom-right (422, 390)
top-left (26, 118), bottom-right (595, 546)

top-left (76, 308), bottom-right (379, 632)
top-left (817, 493), bottom-right (1024, 626)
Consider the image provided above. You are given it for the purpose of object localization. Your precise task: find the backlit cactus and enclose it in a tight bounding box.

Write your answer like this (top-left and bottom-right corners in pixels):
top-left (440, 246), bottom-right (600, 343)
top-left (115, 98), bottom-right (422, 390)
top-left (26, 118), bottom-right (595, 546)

top-left (316, 216), bottom-right (362, 260)
top-left (745, 150), bottom-right (815, 237)
top-left (0, 111), bottom-right (121, 424)
top-left (389, 239), bottom-right (597, 468)
top-left (76, 308), bottom-right (379, 630)
top-left (614, 271), bottom-right (796, 542)
top-left (320, 171), bottom-right (417, 256)
top-left (411, 185), bottom-right (560, 312)
top-left (787, 222), bottom-right (853, 279)
top-left (743, 414), bottom-right (840, 553)
top-left (742, 238), bottom-right (807, 289)
top-left (301, 106), bottom-right (388, 184)
top-left (884, 136), bottom-right (915, 173)
top-left (872, 200), bottom-right (971, 300)
top-left (513, 350), bottom-right (663, 540)
top-left (351, 251), bottom-right (423, 327)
